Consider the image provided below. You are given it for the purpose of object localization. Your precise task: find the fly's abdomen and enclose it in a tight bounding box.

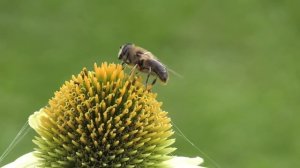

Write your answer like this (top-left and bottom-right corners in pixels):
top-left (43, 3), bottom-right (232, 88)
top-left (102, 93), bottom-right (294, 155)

top-left (146, 59), bottom-right (169, 83)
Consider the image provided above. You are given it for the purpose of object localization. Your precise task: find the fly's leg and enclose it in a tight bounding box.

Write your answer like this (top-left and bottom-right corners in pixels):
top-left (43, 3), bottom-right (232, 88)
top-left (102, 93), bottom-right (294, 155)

top-left (121, 62), bottom-right (126, 70)
top-left (146, 76), bottom-right (157, 92)
top-left (145, 67), bottom-right (152, 88)
top-left (129, 64), bottom-right (138, 77)
top-left (151, 78), bottom-right (157, 86)
top-left (129, 64), bottom-right (140, 85)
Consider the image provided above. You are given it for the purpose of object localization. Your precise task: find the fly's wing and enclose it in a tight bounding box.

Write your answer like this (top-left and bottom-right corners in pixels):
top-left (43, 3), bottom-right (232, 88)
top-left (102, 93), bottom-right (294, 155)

top-left (150, 56), bottom-right (183, 79)
top-left (143, 51), bottom-right (157, 59)
top-left (166, 66), bottom-right (183, 78)
top-left (136, 50), bottom-right (157, 60)
top-left (137, 46), bottom-right (183, 78)
top-left (135, 45), bottom-right (158, 60)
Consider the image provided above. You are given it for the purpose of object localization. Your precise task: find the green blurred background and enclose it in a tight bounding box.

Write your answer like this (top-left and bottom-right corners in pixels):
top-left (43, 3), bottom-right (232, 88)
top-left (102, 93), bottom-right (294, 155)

top-left (0, 0), bottom-right (299, 167)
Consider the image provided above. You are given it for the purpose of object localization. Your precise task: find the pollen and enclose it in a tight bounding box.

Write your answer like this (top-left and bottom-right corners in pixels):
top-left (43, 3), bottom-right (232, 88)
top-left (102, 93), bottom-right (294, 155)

top-left (32, 62), bottom-right (176, 167)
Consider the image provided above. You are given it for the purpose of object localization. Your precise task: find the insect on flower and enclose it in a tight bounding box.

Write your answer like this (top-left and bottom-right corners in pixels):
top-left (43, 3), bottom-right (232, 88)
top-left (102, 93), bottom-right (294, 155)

top-left (118, 43), bottom-right (170, 86)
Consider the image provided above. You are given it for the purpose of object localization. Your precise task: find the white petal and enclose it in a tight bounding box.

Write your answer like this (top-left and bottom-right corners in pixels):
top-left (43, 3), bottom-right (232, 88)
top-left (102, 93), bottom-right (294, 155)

top-left (162, 156), bottom-right (205, 168)
top-left (2, 152), bottom-right (39, 168)
top-left (28, 108), bottom-right (46, 132)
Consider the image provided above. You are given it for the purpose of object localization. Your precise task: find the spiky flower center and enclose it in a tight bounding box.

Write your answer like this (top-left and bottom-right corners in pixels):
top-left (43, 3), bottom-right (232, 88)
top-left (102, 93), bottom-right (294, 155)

top-left (33, 63), bottom-right (175, 167)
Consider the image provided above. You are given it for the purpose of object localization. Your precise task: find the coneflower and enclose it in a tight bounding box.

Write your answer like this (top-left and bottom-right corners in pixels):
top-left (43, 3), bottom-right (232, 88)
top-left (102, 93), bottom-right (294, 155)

top-left (3, 62), bottom-right (203, 168)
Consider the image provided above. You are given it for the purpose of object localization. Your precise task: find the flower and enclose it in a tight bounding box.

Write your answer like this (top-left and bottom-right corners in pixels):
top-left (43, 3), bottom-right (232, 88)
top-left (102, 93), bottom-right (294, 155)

top-left (3, 62), bottom-right (204, 168)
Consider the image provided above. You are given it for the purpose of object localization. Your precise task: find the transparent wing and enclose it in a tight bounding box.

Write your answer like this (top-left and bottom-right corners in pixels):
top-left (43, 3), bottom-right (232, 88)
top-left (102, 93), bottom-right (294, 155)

top-left (142, 51), bottom-right (157, 59)
top-left (142, 51), bottom-right (183, 78)
top-left (167, 67), bottom-right (184, 78)
top-left (156, 59), bottom-right (184, 79)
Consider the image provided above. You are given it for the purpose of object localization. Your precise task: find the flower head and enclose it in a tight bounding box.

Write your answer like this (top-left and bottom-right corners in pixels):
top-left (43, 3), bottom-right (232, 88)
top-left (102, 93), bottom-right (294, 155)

top-left (31, 63), bottom-right (176, 167)
top-left (3, 62), bottom-right (204, 168)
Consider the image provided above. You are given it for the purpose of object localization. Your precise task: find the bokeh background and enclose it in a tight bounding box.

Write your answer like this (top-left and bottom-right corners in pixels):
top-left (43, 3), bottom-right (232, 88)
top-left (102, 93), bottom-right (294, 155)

top-left (0, 0), bottom-right (299, 167)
